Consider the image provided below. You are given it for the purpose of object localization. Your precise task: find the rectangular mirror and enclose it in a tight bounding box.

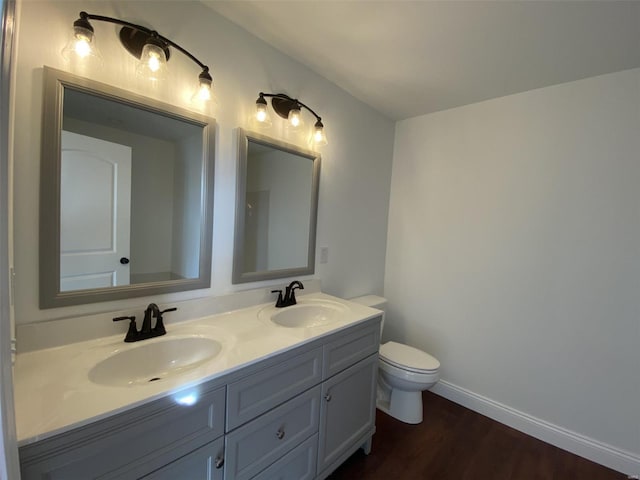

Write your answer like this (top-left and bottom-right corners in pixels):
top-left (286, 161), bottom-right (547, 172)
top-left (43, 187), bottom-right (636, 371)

top-left (233, 129), bottom-right (320, 284)
top-left (40, 67), bottom-right (215, 308)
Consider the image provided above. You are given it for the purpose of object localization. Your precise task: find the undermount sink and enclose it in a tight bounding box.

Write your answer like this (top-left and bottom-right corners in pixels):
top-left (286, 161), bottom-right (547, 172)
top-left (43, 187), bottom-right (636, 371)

top-left (89, 336), bottom-right (222, 387)
top-left (265, 300), bottom-right (349, 328)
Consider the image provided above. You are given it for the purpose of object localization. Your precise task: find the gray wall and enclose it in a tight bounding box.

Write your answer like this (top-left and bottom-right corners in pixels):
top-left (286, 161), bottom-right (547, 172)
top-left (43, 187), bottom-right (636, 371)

top-left (171, 133), bottom-right (203, 279)
top-left (385, 69), bottom-right (640, 464)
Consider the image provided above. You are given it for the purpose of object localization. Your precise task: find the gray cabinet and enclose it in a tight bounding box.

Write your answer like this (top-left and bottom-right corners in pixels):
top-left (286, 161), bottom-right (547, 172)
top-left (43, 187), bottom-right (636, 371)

top-left (19, 385), bottom-right (226, 480)
top-left (317, 354), bottom-right (378, 478)
top-left (322, 324), bottom-right (379, 378)
top-left (252, 434), bottom-right (318, 480)
top-left (226, 347), bottom-right (323, 431)
top-left (19, 316), bottom-right (381, 480)
top-left (225, 386), bottom-right (321, 479)
top-left (141, 437), bottom-right (225, 480)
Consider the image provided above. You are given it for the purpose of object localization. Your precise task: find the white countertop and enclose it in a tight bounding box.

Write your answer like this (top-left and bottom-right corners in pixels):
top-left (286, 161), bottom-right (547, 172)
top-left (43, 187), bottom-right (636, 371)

top-left (14, 293), bottom-right (380, 447)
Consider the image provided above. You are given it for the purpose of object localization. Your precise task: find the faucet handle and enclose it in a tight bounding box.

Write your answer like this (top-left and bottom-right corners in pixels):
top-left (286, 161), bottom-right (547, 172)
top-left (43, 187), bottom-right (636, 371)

top-left (113, 316), bottom-right (138, 342)
top-left (154, 307), bottom-right (177, 336)
top-left (271, 289), bottom-right (286, 308)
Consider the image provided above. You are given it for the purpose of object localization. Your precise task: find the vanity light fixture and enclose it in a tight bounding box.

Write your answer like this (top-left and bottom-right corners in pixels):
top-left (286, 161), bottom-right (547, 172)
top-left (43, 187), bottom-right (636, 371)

top-left (254, 92), bottom-right (328, 147)
top-left (62, 11), bottom-right (214, 102)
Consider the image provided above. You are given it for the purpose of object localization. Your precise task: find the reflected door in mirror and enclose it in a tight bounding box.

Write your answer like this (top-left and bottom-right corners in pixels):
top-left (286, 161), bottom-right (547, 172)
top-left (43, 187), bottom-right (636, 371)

top-left (60, 131), bottom-right (132, 291)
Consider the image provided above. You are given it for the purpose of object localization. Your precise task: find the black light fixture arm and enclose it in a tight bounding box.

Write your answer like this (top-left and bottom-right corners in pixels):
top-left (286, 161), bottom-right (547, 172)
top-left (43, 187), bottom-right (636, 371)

top-left (78, 11), bottom-right (210, 73)
top-left (259, 92), bottom-right (323, 124)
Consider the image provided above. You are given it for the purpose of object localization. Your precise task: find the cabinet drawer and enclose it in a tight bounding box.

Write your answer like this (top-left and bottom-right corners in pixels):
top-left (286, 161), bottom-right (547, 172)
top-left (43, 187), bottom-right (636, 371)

top-left (225, 385), bottom-right (321, 480)
top-left (20, 385), bottom-right (226, 480)
top-left (323, 321), bottom-right (380, 378)
top-left (251, 434), bottom-right (318, 480)
top-left (142, 437), bottom-right (225, 480)
top-left (227, 347), bottom-right (322, 430)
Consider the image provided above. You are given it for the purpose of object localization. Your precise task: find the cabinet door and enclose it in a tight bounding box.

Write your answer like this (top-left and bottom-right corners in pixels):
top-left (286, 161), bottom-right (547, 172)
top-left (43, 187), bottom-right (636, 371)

top-left (317, 354), bottom-right (377, 475)
top-left (142, 437), bottom-right (224, 480)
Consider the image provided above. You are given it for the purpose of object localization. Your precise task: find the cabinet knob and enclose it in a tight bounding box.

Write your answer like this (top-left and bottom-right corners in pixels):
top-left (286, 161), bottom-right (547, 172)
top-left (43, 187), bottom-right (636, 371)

top-left (324, 393), bottom-right (332, 402)
top-left (214, 456), bottom-right (224, 469)
top-left (276, 428), bottom-right (285, 440)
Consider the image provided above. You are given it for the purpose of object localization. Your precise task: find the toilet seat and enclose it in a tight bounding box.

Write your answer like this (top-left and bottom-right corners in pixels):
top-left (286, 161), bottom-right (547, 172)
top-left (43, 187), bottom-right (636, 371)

top-left (379, 341), bottom-right (440, 374)
top-left (379, 360), bottom-right (440, 386)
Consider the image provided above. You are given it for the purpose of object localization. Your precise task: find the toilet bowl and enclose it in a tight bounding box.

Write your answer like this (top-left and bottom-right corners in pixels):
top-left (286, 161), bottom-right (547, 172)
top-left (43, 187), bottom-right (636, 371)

top-left (350, 295), bottom-right (440, 424)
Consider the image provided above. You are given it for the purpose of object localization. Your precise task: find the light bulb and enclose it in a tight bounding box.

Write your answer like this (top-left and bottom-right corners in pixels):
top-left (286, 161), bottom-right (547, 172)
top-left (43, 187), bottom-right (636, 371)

top-left (136, 38), bottom-right (168, 81)
top-left (147, 52), bottom-right (161, 72)
top-left (195, 83), bottom-right (211, 101)
top-left (287, 108), bottom-right (303, 129)
top-left (252, 95), bottom-right (271, 127)
top-left (61, 22), bottom-right (102, 66)
top-left (311, 120), bottom-right (328, 147)
top-left (257, 103), bottom-right (272, 123)
top-left (73, 33), bottom-right (91, 58)
top-left (191, 69), bottom-right (214, 104)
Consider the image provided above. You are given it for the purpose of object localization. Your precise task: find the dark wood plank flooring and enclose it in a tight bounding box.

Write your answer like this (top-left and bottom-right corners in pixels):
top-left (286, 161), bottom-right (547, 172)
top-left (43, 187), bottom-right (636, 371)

top-left (327, 391), bottom-right (626, 480)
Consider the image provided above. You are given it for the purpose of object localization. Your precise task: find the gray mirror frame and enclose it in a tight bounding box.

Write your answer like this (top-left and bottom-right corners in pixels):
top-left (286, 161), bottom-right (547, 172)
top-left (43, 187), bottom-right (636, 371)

top-left (232, 129), bottom-right (320, 284)
top-left (40, 67), bottom-right (215, 308)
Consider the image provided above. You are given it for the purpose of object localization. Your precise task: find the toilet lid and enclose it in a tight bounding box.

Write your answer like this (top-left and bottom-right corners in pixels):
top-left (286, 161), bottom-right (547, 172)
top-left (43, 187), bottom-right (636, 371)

top-left (379, 341), bottom-right (440, 373)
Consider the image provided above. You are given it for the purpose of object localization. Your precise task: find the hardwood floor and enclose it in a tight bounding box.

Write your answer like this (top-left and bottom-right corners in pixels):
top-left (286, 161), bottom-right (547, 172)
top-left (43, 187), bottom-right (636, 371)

top-left (327, 391), bottom-right (626, 480)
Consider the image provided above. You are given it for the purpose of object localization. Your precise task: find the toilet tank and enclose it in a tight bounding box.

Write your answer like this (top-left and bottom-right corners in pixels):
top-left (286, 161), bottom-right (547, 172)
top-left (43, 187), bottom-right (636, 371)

top-left (349, 295), bottom-right (387, 334)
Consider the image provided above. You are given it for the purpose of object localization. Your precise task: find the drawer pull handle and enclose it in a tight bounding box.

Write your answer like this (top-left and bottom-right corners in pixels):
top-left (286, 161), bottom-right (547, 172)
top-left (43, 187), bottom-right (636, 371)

top-left (214, 456), bottom-right (224, 469)
top-left (276, 428), bottom-right (285, 440)
top-left (325, 393), bottom-right (332, 402)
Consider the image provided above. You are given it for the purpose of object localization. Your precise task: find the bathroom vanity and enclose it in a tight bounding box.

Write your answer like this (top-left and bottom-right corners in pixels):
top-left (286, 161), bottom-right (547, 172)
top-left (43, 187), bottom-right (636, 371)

top-left (16, 294), bottom-right (381, 479)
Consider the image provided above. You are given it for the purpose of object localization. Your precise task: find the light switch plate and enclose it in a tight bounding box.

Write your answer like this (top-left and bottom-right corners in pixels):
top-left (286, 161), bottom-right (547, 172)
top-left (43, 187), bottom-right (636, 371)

top-left (319, 247), bottom-right (329, 264)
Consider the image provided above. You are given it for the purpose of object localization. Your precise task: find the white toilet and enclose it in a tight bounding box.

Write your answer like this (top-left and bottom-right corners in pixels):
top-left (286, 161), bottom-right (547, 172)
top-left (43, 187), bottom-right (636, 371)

top-left (350, 295), bottom-right (440, 424)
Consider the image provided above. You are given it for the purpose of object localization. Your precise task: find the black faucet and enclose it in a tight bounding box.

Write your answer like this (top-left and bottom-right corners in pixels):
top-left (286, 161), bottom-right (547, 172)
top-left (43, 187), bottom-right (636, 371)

top-left (272, 280), bottom-right (304, 308)
top-left (284, 280), bottom-right (304, 306)
top-left (141, 303), bottom-right (160, 335)
top-left (113, 303), bottom-right (177, 342)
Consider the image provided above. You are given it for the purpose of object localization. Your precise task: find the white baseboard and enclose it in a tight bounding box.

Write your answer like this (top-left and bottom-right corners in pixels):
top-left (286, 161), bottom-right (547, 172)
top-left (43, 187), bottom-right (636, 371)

top-left (431, 380), bottom-right (640, 477)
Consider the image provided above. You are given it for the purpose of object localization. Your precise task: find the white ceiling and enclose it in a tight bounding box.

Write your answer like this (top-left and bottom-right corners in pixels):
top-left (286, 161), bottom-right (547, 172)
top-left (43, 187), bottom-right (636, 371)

top-left (204, 1), bottom-right (640, 121)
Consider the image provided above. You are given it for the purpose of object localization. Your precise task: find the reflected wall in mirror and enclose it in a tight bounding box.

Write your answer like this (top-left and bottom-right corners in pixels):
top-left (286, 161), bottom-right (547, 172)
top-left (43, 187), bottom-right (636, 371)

top-left (233, 129), bottom-right (320, 284)
top-left (40, 67), bottom-right (215, 308)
